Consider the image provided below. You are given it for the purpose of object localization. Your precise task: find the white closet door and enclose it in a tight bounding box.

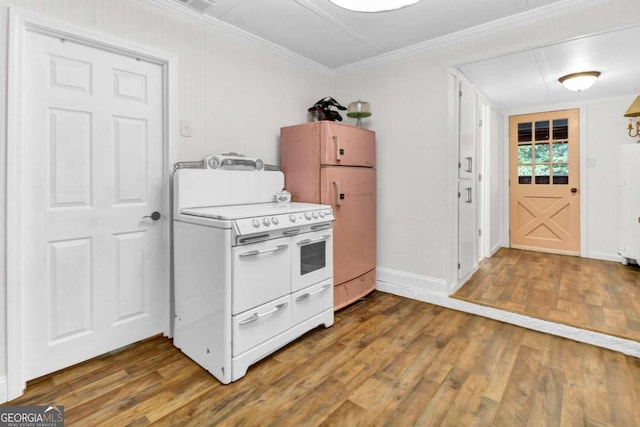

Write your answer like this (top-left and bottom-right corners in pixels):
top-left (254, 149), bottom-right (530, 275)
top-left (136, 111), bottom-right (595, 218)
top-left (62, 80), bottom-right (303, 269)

top-left (458, 79), bottom-right (478, 280)
top-left (21, 30), bottom-right (166, 380)
top-left (458, 80), bottom-right (477, 180)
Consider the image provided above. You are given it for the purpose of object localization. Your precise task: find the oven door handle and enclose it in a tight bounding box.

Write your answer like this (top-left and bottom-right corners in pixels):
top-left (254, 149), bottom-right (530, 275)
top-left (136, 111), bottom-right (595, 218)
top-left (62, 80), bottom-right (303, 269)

top-left (296, 234), bottom-right (331, 246)
top-left (238, 244), bottom-right (288, 258)
top-left (310, 223), bottom-right (332, 231)
top-left (295, 284), bottom-right (332, 302)
top-left (238, 302), bottom-right (288, 325)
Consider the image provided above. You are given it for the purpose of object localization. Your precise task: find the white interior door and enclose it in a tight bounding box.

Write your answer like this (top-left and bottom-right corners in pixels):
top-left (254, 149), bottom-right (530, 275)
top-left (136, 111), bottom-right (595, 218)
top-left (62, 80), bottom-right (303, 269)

top-left (20, 30), bottom-right (167, 380)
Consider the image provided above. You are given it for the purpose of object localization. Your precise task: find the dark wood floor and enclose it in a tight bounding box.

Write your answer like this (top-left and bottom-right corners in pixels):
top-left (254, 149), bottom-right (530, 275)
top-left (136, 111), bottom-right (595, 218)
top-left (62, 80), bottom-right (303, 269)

top-left (454, 248), bottom-right (640, 342)
top-left (8, 291), bottom-right (640, 426)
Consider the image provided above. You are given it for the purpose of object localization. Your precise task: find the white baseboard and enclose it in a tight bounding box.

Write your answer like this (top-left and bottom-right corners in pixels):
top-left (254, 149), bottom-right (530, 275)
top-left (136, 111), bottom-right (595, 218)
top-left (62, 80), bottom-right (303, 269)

top-left (586, 251), bottom-right (624, 263)
top-left (376, 267), bottom-right (448, 296)
top-left (375, 267), bottom-right (640, 358)
top-left (0, 376), bottom-right (7, 403)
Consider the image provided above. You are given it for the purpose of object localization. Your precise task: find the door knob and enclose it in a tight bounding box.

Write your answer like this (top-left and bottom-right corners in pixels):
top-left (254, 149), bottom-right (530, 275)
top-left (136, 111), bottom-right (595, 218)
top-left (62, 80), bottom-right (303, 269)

top-left (570, 188), bottom-right (578, 193)
top-left (143, 211), bottom-right (162, 221)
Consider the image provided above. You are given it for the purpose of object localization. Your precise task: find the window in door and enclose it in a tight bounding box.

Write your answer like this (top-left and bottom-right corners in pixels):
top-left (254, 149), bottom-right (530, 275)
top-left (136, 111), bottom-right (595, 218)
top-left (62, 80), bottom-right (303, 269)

top-left (517, 118), bottom-right (570, 185)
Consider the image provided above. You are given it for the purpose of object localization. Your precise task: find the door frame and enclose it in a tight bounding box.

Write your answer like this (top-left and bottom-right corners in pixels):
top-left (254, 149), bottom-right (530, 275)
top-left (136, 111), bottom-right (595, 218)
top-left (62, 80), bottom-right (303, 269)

top-left (6, 8), bottom-right (177, 401)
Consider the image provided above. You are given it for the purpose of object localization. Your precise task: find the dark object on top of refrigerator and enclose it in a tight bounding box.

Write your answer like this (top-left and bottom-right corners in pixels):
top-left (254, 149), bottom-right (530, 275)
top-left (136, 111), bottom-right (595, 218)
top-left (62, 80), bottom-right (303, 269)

top-left (308, 96), bottom-right (347, 122)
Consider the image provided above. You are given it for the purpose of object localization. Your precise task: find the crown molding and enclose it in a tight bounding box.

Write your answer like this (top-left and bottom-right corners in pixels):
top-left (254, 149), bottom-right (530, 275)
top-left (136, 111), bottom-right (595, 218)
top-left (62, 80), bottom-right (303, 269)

top-left (142, 0), bottom-right (609, 77)
top-left (140, 0), bottom-right (335, 76)
top-left (333, 0), bottom-right (610, 75)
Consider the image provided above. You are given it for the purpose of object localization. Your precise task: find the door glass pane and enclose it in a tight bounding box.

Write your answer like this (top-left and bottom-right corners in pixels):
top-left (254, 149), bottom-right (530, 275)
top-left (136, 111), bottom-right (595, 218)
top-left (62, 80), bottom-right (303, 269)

top-left (553, 164), bottom-right (569, 184)
top-left (553, 119), bottom-right (568, 139)
top-left (552, 141), bottom-right (568, 162)
top-left (518, 122), bottom-right (532, 142)
top-left (518, 165), bottom-right (532, 184)
top-left (518, 144), bottom-right (532, 163)
top-left (535, 143), bottom-right (550, 163)
top-left (535, 121), bottom-right (550, 141)
top-left (535, 164), bottom-right (550, 184)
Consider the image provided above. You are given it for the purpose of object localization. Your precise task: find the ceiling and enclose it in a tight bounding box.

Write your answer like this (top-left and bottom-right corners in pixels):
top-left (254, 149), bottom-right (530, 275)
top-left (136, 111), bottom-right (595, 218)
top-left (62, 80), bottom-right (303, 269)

top-left (458, 24), bottom-right (640, 110)
top-left (173, 0), bottom-right (566, 68)
top-left (171, 0), bottom-right (640, 110)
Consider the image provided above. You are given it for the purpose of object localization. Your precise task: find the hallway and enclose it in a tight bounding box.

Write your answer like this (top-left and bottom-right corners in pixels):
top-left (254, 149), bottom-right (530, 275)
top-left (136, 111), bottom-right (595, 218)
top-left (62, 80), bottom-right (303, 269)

top-left (453, 248), bottom-right (640, 342)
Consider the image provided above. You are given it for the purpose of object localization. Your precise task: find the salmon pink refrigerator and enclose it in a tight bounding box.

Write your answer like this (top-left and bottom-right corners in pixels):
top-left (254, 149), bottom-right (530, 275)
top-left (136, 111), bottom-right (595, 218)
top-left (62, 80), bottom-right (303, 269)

top-left (280, 122), bottom-right (376, 310)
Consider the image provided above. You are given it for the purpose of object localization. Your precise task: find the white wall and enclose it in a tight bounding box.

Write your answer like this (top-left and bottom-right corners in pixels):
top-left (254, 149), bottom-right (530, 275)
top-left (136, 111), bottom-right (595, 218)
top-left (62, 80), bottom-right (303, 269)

top-left (584, 96), bottom-right (637, 259)
top-left (0, 0), bottom-right (332, 383)
top-left (334, 0), bottom-right (640, 290)
top-left (489, 107), bottom-right (504, 255)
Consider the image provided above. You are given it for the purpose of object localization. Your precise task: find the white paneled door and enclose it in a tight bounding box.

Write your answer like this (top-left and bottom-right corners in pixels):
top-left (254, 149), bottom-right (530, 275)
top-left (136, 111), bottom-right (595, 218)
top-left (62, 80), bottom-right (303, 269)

top-left (20, 30), bottom-right (166, 380)
top-left (457, 78), bottom-right (478, 281)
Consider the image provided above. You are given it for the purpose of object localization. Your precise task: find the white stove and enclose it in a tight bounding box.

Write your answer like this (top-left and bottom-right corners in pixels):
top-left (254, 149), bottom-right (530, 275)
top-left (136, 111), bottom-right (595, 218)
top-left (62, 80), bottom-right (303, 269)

top-left (172, 165), bottom-right (334, 384)
top-left (181, 202), bottom-right (333, 242)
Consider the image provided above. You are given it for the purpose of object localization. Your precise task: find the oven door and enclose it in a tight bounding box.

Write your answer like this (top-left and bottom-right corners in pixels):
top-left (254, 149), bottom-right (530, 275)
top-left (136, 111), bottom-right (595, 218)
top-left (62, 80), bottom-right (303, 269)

top-left (291, 227), bottom-right (333, 292)
top-left (232, 236), bottom-right (291, 314)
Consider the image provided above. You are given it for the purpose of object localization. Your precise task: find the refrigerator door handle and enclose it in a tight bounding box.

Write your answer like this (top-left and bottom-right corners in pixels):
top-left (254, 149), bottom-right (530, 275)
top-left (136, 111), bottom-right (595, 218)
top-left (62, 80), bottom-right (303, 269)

top-left (333, 181), bottom-right (343, 206)
top-left (333, 136), bottom-right (344, 161)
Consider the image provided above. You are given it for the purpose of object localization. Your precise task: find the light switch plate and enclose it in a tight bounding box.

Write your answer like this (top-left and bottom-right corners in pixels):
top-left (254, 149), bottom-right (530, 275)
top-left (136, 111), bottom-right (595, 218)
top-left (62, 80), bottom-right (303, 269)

top-left (180, 120), bottom-right (192, 137)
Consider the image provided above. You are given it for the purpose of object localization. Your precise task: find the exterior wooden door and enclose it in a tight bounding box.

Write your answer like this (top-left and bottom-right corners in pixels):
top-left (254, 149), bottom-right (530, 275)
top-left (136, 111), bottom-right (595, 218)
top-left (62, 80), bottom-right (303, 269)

top-left (509, 109), bottom-right (580, 255)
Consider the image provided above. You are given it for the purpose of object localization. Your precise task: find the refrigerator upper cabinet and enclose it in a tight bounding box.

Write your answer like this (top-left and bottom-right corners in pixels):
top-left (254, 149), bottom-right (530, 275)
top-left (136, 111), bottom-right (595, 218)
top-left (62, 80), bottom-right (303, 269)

top-left (321, 166), bottom-right (376, 285)
top-left (319, 122), bottom-right (376, 167)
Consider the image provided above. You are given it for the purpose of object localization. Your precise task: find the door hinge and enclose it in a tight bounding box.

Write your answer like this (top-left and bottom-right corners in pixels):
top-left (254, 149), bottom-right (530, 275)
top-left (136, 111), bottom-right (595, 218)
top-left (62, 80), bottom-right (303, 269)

top-left (479, 119), bottom-right (483, 127)
top-left (457, 191), bottom-right (461, 198)
top-left (478, 229), bottom-right (482, 237)
top-left (458, 263), bottom-right (461, 269)
top-left (459, 90), bottom-right (462, 97)
top-left (478, 173), bottom-right (482, 182)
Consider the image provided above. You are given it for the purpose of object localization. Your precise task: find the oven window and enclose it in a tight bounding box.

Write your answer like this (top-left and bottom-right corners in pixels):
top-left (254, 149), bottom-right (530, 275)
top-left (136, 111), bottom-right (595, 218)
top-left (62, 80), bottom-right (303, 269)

top-left (300, 241), bottom-right (326, 275)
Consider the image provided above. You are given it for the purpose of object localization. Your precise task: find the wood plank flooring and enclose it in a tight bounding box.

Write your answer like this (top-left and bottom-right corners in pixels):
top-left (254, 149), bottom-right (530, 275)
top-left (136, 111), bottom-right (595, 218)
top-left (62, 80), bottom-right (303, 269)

top-left (453, 248), bottom-right (640, 342)
top-left (7, 291), bottom-right (640, 426)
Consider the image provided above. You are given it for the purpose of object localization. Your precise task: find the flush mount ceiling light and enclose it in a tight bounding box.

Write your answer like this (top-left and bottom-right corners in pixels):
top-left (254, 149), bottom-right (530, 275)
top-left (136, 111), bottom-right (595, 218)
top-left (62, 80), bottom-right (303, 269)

top-left (329, 0), bottom-right (422, 12)
top-left (558, 71), bottom-right (601, 92)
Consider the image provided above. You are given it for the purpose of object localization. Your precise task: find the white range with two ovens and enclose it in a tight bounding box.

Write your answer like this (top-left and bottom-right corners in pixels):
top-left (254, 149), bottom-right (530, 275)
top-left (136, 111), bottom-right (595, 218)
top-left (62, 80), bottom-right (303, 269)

top-left (173, 164), bottom-right (334, 384)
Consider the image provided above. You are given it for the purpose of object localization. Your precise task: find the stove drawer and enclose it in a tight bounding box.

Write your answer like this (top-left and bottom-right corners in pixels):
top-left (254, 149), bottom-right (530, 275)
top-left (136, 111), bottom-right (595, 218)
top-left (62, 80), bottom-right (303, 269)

top-left (232, 237), bottom-right (291, 314)
top-left (232, 295), bottom-right (291, 356)
top-left (291, 279), bottom-right (333, 325)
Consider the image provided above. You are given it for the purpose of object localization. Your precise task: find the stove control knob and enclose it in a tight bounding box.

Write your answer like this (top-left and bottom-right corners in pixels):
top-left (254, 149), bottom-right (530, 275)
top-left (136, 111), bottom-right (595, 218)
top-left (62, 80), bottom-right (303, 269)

top-left (319, 211), bottom-right (325, 218)
top-left (251, 219), bottom-right (260, 228)
top-left (271, 217), bottom-right (279, 225)
top-left (289, 214), bottom-right (297, 223)
top-left (324, 209), bottom-right (332, 216)
top-left (312, 211), bottom-right (319, 219)
top-left (304, 212), bottom-right (312, 220)
top-left (262, 217), bottom-right (271, 226)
